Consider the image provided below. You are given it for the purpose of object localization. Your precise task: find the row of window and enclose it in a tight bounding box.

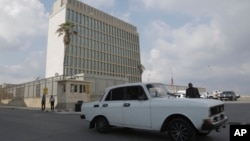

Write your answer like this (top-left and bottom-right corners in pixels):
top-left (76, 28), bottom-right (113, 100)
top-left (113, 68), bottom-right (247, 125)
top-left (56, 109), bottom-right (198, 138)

top-left (71, 32), bottom-right (139, 52)
top-left (74, 26), bottom-right (139, 44)
top-left (66, 51), bottom-right (140, 68)
top-left (70, 84), bottom-right (86, 93)
top-left (65, 60), bottom-right (140, 75)
top-left (66, 9), bottom-right (137, 42)
top-left (65, 58), bottom-right (139, 73)
top-left (67, 0), bottom-right (136, 31)
top-left (67, 43), bottom-right (140, 61)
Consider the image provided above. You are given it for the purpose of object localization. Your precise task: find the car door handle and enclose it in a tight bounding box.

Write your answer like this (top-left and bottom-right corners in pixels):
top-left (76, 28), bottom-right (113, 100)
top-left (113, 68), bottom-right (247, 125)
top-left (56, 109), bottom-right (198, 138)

top-left (102, 104), bottom-right (108, 107)
top-left (123, 103), bottom-right (130, 107)
top-left (93, 104), bottom-right (99, 108)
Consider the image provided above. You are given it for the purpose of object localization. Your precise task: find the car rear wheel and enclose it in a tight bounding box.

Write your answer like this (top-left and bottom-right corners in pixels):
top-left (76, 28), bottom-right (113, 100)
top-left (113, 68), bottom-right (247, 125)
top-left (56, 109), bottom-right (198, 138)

top-left (95, 117), bottom-right (110, 133)
top-left (167, 118), bottom-right (196, 141)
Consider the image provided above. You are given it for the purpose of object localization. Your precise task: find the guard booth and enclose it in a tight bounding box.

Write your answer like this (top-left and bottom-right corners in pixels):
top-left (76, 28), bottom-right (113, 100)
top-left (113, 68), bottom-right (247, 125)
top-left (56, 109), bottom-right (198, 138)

top-left (56, 78), bottom-right (91, 110)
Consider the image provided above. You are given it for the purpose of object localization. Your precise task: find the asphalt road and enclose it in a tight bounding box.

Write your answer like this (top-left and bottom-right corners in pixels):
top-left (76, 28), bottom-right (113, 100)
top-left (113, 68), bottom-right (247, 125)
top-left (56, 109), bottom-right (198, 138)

top-left (0, 103), bottom-right (250, 141)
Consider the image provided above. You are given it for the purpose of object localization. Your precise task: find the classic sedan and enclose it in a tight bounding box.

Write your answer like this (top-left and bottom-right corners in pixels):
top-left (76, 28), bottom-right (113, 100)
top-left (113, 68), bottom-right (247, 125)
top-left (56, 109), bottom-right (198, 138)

top-left (220, 91), bottom-right (237, 101)
top-left (81, 83), bottom-right (228, 141)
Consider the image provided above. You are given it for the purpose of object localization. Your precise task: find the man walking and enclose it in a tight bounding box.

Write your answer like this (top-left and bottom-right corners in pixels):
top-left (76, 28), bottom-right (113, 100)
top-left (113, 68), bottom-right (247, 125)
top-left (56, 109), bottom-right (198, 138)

top-left (186, 83), bottom-right (200, 98)
top-left (41, 94), bottom-right (46, 111)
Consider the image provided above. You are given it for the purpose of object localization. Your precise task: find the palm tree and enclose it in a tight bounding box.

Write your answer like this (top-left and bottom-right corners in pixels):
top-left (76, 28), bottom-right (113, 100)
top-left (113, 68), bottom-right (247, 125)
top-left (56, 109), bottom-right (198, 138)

top-left (137, 64), bottom-right (145, 75)
top-left (56, 21), bottom-right (77, 78)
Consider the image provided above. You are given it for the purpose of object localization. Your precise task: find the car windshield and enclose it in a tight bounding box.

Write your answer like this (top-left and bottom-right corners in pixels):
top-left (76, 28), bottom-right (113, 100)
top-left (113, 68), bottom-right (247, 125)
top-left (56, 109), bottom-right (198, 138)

top-left (221, 91), bottom-right (234, 95)
top-left (146, 83), bottom-right (173, 98)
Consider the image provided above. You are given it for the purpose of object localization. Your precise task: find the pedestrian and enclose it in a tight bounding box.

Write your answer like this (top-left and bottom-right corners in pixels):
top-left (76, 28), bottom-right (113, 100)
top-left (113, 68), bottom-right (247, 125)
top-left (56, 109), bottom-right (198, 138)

top-left (186, 83), bottom-right (200, 98)
top-left (41, 94), bottom-right (46, 111)
top-left (50, 95), bottom-right (55, 111)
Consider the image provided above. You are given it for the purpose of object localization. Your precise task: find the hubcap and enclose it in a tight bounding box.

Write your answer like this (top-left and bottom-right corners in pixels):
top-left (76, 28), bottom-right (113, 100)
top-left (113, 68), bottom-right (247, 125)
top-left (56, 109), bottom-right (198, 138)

top-left (96, 118), bottom-right (108, 131)
top-left (170, 122), bottom-right (189, 141)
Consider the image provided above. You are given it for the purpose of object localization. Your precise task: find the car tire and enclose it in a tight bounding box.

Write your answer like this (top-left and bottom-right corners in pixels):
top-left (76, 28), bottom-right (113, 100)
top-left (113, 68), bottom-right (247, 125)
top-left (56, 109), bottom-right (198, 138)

top-left (95, 117), bottom-right (110, 133)
top-left (167, 118), bottom-right (196, 141)
top-left (197, 131), bottom-right (211, 136)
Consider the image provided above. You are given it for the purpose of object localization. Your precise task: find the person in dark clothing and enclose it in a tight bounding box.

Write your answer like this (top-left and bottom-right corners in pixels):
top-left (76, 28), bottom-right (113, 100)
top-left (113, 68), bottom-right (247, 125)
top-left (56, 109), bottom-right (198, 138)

top-left (186, 83), bottom-right (200, 98)
top-left (49, 95), bottom-right (55, 111)
top-left (41, 94), bottom-right (46, 111)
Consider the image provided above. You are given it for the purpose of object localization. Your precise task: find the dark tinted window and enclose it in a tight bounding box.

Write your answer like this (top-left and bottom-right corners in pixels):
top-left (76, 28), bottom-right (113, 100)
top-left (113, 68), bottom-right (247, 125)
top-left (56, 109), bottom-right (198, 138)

top-left (125, 86), bottom-right (147, 100)
top-left (221, 91), bottom-right (235, 95)
top-left (105, 87), bottom-right (124, 101)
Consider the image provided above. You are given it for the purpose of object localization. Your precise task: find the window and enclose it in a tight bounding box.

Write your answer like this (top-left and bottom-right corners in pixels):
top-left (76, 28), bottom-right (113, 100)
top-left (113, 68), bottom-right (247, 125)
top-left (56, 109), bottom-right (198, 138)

top-left (79, 85), bottom-right (86, 93)
top-left (125, 86), bottom-right (147, 100)
top-left (104, 86), bottom-right (147, 101)
top-left (71, 84), bottom-right (78, 92)
top-left (62, 84), bottom-right (66, 92)
top-left (105, 87), bottom-right (124, 101)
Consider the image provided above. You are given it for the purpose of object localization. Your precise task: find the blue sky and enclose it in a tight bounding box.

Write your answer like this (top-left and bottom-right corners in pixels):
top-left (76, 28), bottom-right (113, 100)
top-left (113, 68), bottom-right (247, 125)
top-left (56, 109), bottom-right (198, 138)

top-left (1, 0), bottom-right (250, 95)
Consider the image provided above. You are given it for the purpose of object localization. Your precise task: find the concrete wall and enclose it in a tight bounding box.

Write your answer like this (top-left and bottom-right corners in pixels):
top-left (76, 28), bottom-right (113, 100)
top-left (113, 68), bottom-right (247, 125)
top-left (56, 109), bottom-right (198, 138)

top-left (45, 5), bottom-right (66, 78)
top-left (24, 96), bottom-right (58, 108)
top-left (1, 96), bottom-right (58, 109)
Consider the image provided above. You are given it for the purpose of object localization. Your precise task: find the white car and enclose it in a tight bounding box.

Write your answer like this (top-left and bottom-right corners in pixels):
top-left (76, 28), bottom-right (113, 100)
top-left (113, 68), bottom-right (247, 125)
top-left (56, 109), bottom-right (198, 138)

top-left (174, 93), bottom-right (186, 98)
top-left (200, 92), bottom-right (209, 98)
top-left (80, 83), bottom-right (228, 141)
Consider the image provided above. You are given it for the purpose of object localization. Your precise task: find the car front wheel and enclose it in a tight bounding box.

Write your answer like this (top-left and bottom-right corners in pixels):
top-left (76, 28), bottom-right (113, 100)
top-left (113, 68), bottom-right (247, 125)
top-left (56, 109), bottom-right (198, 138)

top-left (197, 131), bottom-right (211, 136)
top-left (95, 117), bottom-right (110, 133)
top-left (167, 118), bottom-right (196, 141)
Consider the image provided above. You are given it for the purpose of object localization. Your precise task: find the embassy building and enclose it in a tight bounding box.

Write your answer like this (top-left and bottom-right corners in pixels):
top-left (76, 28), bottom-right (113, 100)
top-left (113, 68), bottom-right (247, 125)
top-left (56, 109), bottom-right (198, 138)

top-left (46, 0), bottom-right (142, 82)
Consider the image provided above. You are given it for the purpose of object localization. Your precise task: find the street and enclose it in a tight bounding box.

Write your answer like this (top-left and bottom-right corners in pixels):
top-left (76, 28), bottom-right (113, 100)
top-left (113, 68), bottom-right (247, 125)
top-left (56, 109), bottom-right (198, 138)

top-left (0, 103), bottom-right (250, 141)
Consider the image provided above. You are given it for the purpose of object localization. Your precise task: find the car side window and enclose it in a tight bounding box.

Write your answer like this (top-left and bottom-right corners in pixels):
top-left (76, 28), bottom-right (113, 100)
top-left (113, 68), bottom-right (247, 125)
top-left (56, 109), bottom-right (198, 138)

top-left (125, 86), bottom-right (148, 100)
top-left (105, 87), bottom-right (124, 101)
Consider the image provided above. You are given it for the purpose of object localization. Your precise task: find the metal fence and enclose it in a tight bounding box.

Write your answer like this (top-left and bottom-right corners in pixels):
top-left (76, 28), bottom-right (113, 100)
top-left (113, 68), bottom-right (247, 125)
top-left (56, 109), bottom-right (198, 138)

top-left (0, 76), bottom-right (64, 101)
top-left (1, 75), bottom-right (206, 102)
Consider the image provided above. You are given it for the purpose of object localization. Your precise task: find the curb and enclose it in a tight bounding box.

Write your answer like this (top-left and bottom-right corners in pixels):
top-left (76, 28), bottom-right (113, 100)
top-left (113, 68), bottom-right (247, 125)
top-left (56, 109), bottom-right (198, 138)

top-left (0, 105), bottom-right (80, 115)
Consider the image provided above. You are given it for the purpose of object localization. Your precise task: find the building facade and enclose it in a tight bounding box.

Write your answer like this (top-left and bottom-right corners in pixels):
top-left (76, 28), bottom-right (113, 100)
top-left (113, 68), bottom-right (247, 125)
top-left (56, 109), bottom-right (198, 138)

top-left (46, 0), bottom-right (142, 82)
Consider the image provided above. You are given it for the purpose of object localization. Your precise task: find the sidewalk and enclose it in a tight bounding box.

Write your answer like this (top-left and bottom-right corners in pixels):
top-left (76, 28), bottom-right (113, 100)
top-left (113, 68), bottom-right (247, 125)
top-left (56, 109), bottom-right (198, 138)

top-left (0, 105), bottom-right (81, 115)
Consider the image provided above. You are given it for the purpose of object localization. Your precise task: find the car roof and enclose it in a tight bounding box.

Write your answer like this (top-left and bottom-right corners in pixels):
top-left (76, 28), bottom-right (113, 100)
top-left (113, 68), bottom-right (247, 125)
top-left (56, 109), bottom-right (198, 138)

top-left (105, 82), bottom-right (163, 90)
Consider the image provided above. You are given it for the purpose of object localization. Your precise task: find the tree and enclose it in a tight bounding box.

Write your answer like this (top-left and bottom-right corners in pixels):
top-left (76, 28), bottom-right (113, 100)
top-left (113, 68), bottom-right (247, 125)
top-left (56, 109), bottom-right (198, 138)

top-left (137, 64), bottom-right (145, 75)
top-left (56, 21), bottom-right (77, 78)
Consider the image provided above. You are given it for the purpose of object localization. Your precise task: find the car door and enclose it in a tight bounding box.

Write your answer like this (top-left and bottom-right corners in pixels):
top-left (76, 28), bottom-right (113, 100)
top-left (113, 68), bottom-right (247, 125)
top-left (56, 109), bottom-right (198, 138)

top-left (122, 86), bottom-right (151, 128)
top-left (101, 87), bottom-right (124, 126)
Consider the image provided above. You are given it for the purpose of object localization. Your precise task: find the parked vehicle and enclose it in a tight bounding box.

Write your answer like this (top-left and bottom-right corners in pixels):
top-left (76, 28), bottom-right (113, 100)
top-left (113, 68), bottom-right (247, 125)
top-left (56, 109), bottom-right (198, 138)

top-left (220, 91), bottom-right (237, 101)
top-left (80, 83), bottom-right (228, 141)
top-left (208, 90), bottom-right (222, 99)
top-left (173, 90), bottom-right (186, 98)
top-left (236, 93), bottom-right (241, 99)
top-left (174, 92), bottom-right (186, 98)
top-left (200, 92), bottom-right (209, 98)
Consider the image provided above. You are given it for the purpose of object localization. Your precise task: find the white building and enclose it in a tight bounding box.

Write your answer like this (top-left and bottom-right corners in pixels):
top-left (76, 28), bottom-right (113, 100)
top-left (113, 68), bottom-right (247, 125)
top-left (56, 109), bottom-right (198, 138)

top-left (46, 0), bottom-right (142, 82)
